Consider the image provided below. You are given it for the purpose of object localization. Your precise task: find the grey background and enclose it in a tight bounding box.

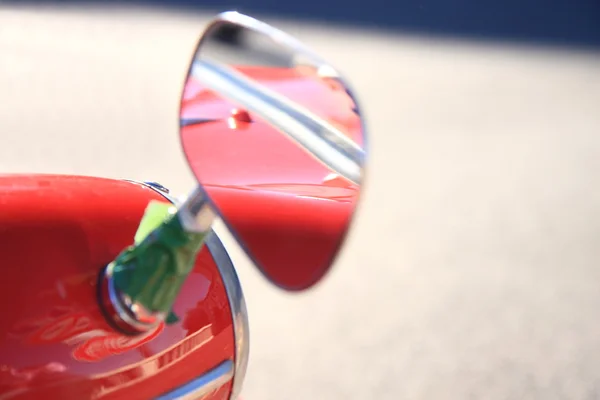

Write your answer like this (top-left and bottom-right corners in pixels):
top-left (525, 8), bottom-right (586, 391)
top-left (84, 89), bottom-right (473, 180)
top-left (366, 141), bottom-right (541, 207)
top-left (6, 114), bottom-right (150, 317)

top-left (5, 0), bottom-right (600, 48)
top-left (1, 3), bottom-right (600, 399)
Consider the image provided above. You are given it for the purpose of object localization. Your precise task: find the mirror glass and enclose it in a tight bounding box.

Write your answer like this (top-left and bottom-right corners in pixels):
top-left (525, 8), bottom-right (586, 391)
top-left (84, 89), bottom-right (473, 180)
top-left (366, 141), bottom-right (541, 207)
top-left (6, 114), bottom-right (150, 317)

top-left (179, 12), bottom-right (367, 291)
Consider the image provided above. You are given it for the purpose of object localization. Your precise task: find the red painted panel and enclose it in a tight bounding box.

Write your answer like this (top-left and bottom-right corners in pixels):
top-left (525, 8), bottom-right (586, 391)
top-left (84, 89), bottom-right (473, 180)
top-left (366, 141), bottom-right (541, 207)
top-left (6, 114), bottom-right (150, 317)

top-left (0, 175), bottom-right (234, 399)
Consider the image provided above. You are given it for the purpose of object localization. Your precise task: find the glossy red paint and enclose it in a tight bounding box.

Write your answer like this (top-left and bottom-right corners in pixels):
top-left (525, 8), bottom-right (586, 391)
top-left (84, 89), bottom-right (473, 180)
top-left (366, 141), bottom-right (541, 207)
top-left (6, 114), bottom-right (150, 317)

top-left (180, 66), bottom-right (362, 291)
top-left (0, 175), bottom-right (235, 399)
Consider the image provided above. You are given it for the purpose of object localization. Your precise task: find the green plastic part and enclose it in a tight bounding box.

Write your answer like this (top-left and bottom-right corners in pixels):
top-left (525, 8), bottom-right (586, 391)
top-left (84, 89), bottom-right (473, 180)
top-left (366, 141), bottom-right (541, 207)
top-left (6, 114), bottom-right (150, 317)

top-left (110, 200), bottom-right (208, 324)
top-left (134, 201), bottom-right (175, 244)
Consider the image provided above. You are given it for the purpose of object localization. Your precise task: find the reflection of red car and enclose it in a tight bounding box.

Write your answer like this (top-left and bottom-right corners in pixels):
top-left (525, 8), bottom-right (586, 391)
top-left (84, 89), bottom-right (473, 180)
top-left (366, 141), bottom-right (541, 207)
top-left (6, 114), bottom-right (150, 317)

top-left (180, 66), bottom-right (361, 290)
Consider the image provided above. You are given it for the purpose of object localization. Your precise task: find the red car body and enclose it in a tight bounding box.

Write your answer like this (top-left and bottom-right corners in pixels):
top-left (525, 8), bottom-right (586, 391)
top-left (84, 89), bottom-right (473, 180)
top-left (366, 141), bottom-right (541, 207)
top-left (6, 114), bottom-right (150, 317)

top-left (0, 175), bottom-right (239, 399)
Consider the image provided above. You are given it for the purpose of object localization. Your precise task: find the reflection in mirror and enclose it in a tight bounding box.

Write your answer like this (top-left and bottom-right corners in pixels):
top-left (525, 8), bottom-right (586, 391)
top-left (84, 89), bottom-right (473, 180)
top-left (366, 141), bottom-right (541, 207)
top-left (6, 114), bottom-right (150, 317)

top-left (179, 12), bottom-right (367, 290)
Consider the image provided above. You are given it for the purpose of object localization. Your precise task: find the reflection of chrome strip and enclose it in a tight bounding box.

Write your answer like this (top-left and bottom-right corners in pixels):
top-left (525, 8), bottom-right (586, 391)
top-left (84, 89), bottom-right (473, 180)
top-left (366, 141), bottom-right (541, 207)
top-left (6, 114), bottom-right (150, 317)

top-left (156, 360), bottom-right (235, 400)
top-left (191, 59), bottom-right (364, 186)
top-left (123, 180), bottom-right (250, 400)
top-left (88, 325), bottom-right (213, 379)
top-left (180, 118), bottom-right (219, 127)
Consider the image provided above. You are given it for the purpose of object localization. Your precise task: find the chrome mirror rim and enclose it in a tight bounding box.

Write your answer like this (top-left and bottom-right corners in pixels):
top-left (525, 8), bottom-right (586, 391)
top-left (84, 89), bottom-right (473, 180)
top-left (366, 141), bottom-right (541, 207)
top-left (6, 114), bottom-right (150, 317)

top-left (179, 11), bottom-right (369, 291)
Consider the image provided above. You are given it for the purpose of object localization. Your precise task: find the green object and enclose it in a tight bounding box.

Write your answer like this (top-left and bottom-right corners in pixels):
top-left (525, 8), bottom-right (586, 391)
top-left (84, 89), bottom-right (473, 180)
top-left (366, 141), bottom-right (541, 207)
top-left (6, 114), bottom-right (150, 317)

top-left (134, 201), bottom-right (175, 244)
top-left (110, 200), bottom-right (208, 324)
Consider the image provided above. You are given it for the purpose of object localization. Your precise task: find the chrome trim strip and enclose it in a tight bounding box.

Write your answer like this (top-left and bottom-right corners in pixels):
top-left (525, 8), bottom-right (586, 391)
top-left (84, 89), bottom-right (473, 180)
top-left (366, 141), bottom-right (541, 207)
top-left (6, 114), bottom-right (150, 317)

top-left (123, 179), bottom-right (250, 399)
top-left (122, 179), bottom-right (178, 204)
top-left (205, 232), bottom-right (249, 400)
top-left (156, 360), bottom-right (234, 400)
top-left (143, 181), bottom-right (171, 194)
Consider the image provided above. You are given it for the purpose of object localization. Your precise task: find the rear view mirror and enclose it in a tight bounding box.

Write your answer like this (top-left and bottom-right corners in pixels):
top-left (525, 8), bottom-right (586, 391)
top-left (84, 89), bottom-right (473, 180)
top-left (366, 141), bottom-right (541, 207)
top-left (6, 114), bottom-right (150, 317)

top-left (179, 12), bottom-right (367, 290)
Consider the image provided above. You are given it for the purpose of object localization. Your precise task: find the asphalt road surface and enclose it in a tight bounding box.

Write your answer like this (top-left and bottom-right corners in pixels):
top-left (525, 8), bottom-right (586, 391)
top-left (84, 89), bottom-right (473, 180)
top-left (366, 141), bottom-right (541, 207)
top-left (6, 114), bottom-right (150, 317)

top-left (2, 4), bottom-right (600, 400)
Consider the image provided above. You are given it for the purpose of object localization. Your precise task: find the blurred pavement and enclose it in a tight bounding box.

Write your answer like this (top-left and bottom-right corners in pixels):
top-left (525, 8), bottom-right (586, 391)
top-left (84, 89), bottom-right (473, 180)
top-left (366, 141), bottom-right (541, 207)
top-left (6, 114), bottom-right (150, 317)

top-left (1, 4), bottom-right (600, 399)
